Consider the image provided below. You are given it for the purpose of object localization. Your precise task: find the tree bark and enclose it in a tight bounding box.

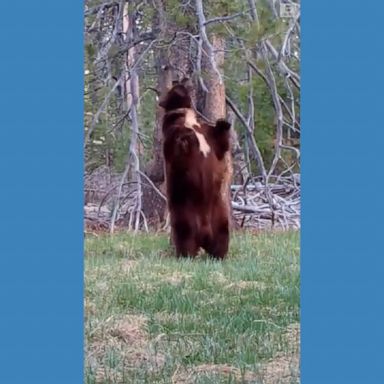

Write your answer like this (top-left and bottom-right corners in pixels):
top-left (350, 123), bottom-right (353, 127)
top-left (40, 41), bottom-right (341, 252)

top-left (201, 34), bottom-right (236, 229)
top-left (202, 35), bottom-right (226, 121)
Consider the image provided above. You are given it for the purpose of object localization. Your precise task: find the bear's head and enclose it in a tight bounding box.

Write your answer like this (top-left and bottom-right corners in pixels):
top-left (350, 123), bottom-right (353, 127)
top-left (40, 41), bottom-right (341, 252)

top-left (159, 79), bottom-right (193, 111)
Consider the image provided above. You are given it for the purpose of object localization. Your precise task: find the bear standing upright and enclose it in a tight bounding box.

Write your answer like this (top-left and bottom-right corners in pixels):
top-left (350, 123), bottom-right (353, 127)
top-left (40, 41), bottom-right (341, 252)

top-left (159, 81), bottom-right (232, 259)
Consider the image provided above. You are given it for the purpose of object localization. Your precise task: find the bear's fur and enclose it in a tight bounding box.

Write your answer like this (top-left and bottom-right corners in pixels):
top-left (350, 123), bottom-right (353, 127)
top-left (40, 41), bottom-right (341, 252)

top-left (159, 82), bottom-right (232, 259)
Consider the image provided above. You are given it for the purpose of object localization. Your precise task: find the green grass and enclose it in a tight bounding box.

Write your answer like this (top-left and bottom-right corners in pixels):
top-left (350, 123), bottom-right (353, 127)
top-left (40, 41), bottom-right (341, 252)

top-left (85, 231), bottom-right (300, 384)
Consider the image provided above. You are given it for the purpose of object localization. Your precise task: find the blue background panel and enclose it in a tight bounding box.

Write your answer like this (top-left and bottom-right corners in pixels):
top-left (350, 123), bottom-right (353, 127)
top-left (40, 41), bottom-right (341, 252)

top-left (302, 0), bottom-right (384, 383)
top-left (0, 2), bottom-right (84, 383)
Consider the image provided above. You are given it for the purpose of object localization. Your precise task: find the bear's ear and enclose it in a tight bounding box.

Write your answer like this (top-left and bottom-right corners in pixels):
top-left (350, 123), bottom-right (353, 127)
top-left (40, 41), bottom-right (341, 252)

top-left (215, 118), bottom-right (231, 131)
top-left (173, 85), bottom-right (189, 98)
top-left (159, 82), bottom-right (193, 110)
top-left (180, 77), bottom-right (193, 92)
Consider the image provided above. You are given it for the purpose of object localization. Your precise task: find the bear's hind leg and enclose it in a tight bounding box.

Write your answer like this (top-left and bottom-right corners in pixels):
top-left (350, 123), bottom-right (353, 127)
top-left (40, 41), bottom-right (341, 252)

top-left (206, 205), bottom-right (230, 260)
top-left (173, 219), bottom-right (199, 258)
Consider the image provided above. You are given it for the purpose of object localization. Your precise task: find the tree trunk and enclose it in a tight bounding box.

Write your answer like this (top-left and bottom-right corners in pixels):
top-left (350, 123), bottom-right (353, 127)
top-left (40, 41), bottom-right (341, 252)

top-left (229, 113), bottom-right (250, 185)
top-left (201, 34), bottom-right (236, 229)
top-left (202, 35), bottom-right (226, 121)
top-left (112, 2), bottom-right (143, 232)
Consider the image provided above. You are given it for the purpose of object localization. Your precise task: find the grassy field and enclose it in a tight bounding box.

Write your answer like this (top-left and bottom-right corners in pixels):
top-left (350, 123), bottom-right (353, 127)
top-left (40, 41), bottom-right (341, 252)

top-left (85, 231), bottom-right (300, 384)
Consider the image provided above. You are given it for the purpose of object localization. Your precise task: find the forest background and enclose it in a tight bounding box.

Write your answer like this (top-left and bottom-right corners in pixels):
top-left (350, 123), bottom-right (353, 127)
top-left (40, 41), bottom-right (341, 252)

top-left (83, 0), bottom-right (300, 232)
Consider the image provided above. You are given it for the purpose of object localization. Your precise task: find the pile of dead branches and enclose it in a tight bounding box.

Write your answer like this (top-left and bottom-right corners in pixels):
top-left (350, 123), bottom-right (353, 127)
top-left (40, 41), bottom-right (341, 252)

top-left (232, 174), bottom-right (300, 230)
top-left (84, 168), bottom-right (300, 232)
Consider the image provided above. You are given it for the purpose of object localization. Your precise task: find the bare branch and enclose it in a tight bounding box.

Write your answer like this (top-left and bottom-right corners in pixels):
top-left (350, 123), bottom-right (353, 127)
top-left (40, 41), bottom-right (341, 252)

top-left (280, 11), bottom-right (300, 60)
top-left (138, 171), bottom-right (167, 202)
top-left (110, 159), bottom-right (130, 233)
top-left (85, 73), bottom-right (124, 146)
top-left (265, 39), bottom-right (300, 89)
top-left (85, 1), bottom-right (118, 17)
top-left (204, 11), bottom-right (247, 26)
top-left (260, 42), bottom-right (284, 178)
top-left (226, 96), bottom-right (267, 179)
top-left (247, 0), bottom-right (259, 26)
top-left (195, 0), bottom-right (223, 85)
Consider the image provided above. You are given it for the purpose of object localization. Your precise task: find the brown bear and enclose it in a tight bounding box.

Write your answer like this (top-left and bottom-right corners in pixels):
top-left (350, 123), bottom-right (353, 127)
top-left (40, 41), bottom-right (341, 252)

top-left (159, 82), bottom-right (232, 259)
